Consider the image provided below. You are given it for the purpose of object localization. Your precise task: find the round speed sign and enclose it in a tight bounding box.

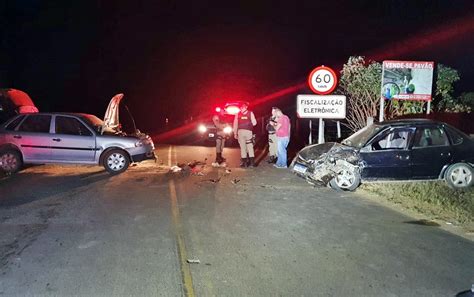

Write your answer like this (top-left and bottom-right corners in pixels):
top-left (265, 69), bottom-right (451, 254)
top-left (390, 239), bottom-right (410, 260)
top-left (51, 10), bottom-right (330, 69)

top-left (308, 66), bottom-right (338, 95)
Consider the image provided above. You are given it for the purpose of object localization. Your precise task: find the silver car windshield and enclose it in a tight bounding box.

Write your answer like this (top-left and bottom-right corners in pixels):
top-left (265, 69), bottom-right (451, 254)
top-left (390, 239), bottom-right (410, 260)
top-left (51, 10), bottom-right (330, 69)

top-left (80, 114), bottom-right (115, 134)
top-left (342, 124), bottom-right (382, 148)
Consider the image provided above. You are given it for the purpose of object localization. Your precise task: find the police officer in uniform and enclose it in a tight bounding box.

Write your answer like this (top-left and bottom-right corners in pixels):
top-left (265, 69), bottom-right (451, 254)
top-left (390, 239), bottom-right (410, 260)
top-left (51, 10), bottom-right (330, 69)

top-left (233, 102), bottom-right (257, 167)
top-left (212, 114), bottom-right (226, 165)
top-left (266, 107), bottom-right (278, 163)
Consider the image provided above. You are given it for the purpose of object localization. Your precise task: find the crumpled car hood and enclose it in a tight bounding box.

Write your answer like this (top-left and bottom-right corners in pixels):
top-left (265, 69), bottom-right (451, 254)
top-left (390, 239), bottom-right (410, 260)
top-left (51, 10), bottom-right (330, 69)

top-left (103, 93), bottom-right (124, 131)
top-left (293, 142), bottom-right (361, 185)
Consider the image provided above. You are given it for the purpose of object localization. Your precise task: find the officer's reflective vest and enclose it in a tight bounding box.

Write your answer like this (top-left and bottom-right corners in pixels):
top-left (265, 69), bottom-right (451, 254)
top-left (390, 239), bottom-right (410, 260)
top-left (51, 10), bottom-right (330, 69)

top-left (237, 112), bottom-right (253, 130)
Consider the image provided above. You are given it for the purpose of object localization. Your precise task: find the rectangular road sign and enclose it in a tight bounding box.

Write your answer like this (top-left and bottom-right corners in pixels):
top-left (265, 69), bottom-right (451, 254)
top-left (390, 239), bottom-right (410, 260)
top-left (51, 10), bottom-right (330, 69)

top-left (381, 60), bottom-right (434, 101)
top-left (296, 95), bottom-right (346, 119)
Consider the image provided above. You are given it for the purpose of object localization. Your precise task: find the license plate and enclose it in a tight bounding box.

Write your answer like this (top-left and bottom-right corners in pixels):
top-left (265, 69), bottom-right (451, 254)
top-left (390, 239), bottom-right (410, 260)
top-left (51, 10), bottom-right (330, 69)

top-left (293, 163), bottom-right (307, 174)
top-left (208, 133), bottom-right (215, 137)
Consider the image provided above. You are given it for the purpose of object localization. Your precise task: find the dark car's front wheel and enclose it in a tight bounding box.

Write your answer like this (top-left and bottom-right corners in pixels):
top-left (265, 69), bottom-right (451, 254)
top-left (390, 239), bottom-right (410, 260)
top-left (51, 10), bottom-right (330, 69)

top-left (329, 168), bottom-right (361, 191)
top-left (445, 163), bottom-right (473, 189)
top-left (103, 149), bottom-right (130, 174)
top-left (0, 150), bottom-right (23, 174)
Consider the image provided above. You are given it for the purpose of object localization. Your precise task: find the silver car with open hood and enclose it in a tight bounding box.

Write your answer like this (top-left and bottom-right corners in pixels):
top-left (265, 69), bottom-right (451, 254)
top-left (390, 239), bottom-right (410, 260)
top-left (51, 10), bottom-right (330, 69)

top-left (0, 93), bottom-right (155, 174)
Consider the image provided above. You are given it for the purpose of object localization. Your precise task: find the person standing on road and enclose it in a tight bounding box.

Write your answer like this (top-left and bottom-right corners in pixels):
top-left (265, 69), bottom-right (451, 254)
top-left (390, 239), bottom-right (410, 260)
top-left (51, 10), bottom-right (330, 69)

top-left (266, 107), bottom-right (278, 163)
top-left (212, 114), bottom-right (226, 166)
top-left (233, 102), bottom-right (257, 167)
top-left (274, 108), bottom-right (291, 168)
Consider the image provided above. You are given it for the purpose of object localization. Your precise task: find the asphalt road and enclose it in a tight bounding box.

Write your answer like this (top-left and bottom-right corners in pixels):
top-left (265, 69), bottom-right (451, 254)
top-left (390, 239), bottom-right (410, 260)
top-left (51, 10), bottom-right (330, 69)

top-left (0, 145), bottom-right (473, 296)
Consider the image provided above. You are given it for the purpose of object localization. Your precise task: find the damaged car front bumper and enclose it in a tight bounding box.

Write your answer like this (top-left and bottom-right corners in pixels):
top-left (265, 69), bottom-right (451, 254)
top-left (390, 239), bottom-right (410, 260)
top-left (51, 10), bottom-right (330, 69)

top-left (290, 142), bottom-right (361, 187)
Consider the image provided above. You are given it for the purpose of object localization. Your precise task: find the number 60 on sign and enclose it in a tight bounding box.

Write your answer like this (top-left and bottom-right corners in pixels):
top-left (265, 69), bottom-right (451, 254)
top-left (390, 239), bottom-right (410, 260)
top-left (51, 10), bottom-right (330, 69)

top-left (308, 66), bottom-right (338, 95)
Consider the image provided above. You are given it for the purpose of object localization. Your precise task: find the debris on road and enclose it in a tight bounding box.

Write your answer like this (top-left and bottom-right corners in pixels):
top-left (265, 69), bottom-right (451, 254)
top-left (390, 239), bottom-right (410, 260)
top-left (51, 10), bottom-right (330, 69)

top-left (211, 162), bottom-right (227, 168)
top-left (231, 179), bottom-right (240, 184)
top-left (188, 160), bottom-right (206, 168)
top-left (170, 166), bottom-right (182, 173)
top-left (225, 169), bottom-right (231, 174)
top-left (186, 259), bottom-right (200, 264)
top-left (209, 177), bottom-right (221, 183)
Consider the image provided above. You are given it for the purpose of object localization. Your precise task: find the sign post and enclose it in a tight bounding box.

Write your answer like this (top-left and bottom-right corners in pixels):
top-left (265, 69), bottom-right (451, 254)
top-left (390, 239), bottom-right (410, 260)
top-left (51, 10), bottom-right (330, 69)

top-left (302, 66), bottom-right (341, 144)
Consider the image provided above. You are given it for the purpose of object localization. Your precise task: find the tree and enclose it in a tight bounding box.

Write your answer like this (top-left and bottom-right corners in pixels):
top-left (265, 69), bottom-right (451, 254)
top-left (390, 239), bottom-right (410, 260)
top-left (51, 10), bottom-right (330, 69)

top-left (456, 92), bottom-right (474, 112)
top-left (337, 56), bottom-right (381, 132)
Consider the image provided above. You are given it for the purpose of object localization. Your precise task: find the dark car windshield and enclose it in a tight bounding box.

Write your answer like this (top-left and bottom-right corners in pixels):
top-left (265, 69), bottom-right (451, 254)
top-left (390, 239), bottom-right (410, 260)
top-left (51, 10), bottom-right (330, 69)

top-left (342, 124), bottom-right (383, 148)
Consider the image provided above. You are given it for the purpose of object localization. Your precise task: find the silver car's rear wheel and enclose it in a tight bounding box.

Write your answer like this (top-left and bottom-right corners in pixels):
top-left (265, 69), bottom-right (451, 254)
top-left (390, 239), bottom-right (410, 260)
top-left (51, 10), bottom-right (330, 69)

top-left (329, 169), bottom-right (361, 191)
top-left (445, 163), bottom-right (473, 189)
top-left (103, 149), bottom-right (130, 174)
top-left (0, 150), bottom-right (23, 174)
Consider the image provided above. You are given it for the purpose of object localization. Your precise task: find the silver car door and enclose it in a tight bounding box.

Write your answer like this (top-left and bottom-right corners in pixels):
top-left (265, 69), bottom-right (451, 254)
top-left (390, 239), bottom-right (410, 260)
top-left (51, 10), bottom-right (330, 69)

top-left (14, 114), bottom-right (52, 162)
top-left (51, 115), bottom-right (97, 162)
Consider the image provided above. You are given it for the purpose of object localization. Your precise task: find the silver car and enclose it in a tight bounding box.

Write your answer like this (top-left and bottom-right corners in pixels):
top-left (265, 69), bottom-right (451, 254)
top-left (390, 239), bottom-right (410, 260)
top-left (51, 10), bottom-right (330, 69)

top-left (0, 94), bottom-right (155, 174)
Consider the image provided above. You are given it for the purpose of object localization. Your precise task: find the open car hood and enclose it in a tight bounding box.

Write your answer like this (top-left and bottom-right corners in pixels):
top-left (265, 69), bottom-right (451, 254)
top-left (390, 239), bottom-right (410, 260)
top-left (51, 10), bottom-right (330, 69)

top-left (0, 88), bottom-right (39, 113)
top-left (103, 93), bottom-right (124, 130)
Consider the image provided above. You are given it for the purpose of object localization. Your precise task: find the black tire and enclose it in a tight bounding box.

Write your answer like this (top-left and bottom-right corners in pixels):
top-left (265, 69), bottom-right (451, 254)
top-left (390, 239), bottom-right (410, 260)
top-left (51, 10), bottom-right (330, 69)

top-left (103, 149), bottom-right (130, 174)
top-left (329, 168), bottom-right (361, 191)
top-left (445, 163), bottom-right (473, 189)
top-left (0, 150), bottom-right (23, 174)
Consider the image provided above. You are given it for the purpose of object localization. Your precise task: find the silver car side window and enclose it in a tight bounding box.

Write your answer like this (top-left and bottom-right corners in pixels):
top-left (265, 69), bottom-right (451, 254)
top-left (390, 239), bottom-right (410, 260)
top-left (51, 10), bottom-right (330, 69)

top-left (55, 116), bottom-right (93, 136)
top-left (17, 115), bottom-right (51, 133)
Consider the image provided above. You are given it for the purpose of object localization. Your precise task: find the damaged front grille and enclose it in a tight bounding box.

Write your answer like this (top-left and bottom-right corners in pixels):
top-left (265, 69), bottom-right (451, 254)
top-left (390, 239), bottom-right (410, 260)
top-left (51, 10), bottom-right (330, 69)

top-left (295, 143), bottom-right (362, 186)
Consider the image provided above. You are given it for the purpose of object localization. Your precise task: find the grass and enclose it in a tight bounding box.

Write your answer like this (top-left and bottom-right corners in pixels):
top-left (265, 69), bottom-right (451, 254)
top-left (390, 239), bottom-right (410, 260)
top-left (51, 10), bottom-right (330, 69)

top-left (360, 181), bottom-right (474, 225)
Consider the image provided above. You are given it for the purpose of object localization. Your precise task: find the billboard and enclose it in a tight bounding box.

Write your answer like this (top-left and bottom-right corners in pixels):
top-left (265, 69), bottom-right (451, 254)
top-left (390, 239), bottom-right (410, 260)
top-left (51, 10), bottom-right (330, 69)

top-left (296, 95), bottom-right (346, 119)
top-left (381, 60), bottom-right (434, 101)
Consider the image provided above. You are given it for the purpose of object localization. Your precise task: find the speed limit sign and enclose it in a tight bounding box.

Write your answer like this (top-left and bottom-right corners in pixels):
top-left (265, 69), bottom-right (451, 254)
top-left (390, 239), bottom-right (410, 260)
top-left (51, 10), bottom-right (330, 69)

top-left (308, 66), bottom-right (338, 95)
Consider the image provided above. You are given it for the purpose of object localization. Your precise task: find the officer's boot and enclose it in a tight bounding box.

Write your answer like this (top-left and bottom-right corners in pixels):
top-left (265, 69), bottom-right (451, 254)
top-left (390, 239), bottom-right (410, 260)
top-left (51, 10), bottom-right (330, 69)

top-left (240, 158), bottom-right (247, 168)
top-left (216, 153), bottom-right (223, 164)
top-left (248, 157), bottom-right (255, 167)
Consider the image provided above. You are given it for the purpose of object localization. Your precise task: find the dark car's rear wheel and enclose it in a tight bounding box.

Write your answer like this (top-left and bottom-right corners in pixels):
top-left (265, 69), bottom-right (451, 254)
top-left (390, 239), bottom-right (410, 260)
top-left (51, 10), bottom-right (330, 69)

top-left (103, 149), bottom-right (130, 174)
top-left (0, 150), bottom-right (23, 174)
top-left (445, 163), bottom-right (473, 189)
top-left (329, 168), bottom-right (361, 191)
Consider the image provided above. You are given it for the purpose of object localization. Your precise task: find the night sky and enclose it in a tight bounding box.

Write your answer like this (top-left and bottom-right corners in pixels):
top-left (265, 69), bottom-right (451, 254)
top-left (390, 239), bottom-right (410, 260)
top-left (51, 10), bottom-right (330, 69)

top-left (1, 0), bottom-right (474, 132)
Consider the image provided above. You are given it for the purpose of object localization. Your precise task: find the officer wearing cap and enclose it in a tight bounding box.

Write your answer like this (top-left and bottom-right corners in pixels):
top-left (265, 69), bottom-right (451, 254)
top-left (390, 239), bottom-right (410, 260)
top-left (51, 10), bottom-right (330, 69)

top-left (233, 102), bottom-right (257, 167)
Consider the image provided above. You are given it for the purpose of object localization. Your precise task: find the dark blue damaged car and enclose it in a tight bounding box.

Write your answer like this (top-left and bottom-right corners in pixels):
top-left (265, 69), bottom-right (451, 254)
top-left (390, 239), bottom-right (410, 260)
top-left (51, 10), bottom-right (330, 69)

top-left (290, 119), bottom-right (474, 191)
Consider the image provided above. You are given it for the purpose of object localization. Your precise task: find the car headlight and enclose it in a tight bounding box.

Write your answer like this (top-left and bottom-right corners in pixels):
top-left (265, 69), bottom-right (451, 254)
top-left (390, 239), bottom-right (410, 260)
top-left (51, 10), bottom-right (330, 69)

top-left (223, 126), bottom-right (232, 134)
top-left (198, 124), bottom-right (207, 133)
top-left (135, 138), bottom-right (152, 147)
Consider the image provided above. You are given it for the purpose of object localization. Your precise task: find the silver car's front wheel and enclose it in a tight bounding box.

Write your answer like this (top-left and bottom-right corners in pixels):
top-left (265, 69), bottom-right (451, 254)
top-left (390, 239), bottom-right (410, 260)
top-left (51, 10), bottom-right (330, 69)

top-left (445, 163), bottom-right (473, 189)
top-left (0, 150), bottom-right (23, 174)
top-left (329, 168), bottom-right (361, 191)
top-left (103, 149), bottom-right (130, 174)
